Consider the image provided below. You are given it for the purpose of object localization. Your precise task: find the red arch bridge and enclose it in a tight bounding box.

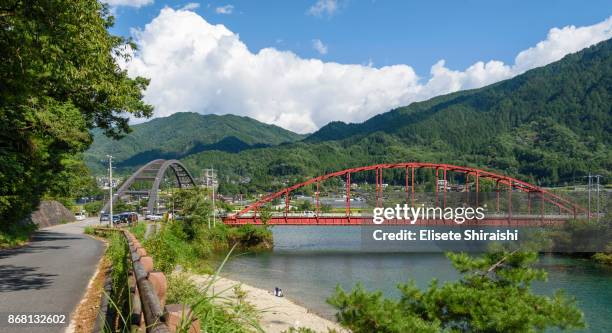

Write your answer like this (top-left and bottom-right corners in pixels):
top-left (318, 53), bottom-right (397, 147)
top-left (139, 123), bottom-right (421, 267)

top-left (223, 162), bottom-right (588, 226)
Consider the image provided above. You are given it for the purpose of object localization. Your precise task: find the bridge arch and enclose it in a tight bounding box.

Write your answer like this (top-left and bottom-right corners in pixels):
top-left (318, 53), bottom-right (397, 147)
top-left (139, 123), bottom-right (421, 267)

top-left (228, 162), bottom-right (587, 225)
top-left (102, 159), bottom-right (197, 214)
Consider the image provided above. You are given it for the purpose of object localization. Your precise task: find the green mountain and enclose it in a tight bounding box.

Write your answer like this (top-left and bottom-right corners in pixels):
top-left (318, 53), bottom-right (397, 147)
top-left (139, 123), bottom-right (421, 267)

top-left (181, 39), bottom-right (611, 193)
top-left (85, 112), bottom-right (306, 173)
top-left (307, 41), bottom-right (610, 147)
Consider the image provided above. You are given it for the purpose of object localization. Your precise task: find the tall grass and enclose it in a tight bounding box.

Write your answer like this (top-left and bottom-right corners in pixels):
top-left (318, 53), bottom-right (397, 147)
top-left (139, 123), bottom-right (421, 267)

top-left (130, 220), bottom-right (272, 274)
top-left (101, 232), bottom-right (131, 332)
top-left (124, 220), bottom-right (273, 332)
top-left (168, 245), bottom-right (263, 333)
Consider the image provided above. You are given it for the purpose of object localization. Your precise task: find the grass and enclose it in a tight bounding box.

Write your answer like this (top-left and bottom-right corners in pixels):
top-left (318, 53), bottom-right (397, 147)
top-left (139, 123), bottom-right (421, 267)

top-left (104, 232), bottom-right (131, 332)
top-left (0, 222), bottom-right (37, 248)
top-left (124, 220), bottom-right (274, 332)
top-left (85, 224), bottom-right (270, 332)
top-left (129, 220), bottom-right (273, 275)
top-left (87, 229), bottom-right (131, 332)
top-left (84, 226), bottom-right (95, 235)
top-left (167, 246), bottom-right (264, 333)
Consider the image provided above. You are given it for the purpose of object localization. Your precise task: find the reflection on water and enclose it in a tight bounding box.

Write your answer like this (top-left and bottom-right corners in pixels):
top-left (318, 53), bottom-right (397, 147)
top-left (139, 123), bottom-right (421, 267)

top-left (223, 226), bottom-right (612, 332)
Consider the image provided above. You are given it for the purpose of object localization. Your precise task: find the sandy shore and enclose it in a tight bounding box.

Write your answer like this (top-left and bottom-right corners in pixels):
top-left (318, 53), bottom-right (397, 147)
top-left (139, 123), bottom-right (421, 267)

top-left (190, 274), bottom-right (348, 333)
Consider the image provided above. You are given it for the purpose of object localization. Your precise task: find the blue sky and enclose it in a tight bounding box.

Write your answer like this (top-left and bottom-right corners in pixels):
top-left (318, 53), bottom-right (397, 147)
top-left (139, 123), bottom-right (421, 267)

top-left (110, 0), bottom-right (611, 76)
top-left (107, 0), bottom-right (612, 133)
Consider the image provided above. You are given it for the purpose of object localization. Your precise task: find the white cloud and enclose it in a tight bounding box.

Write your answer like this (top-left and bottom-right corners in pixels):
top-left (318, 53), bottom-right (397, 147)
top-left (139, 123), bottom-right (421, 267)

top-left (102, 0), bottom-right (153, 8)
top-left (308, 0), bottom-right (339, 17)
top-left (122, 9), bottom-right (612, 133)
top-left (180, 2), bottom-right (200, 11)
top-left (513, 18), bottom-right (612, 73)
top-left (215, 4), bottom-right (234, 15)
top-left (312, 39), bottom-right (328, 55)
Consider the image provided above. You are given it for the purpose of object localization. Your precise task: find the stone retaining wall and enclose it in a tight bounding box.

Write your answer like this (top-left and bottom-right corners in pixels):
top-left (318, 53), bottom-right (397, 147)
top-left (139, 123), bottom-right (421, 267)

top-left (30, 200), bottom-right (75, 228)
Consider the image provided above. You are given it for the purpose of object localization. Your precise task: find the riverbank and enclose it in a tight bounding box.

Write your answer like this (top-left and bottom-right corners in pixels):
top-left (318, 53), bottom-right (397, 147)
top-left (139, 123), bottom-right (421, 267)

top-left (190, 274), bottom-right (348, 333)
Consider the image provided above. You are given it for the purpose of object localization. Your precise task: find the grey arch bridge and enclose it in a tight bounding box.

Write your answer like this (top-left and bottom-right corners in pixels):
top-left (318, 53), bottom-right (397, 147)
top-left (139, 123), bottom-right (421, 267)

top-left (102, 159), bottom-right (197, 214)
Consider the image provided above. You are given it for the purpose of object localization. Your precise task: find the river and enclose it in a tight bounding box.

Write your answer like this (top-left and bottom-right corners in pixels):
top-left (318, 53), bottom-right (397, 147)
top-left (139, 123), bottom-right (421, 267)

top-left (222, 226), bottom-right (612, 332)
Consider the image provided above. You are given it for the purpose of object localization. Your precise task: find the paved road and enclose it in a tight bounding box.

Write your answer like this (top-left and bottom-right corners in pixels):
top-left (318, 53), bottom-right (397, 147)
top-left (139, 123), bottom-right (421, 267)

top-left (0, 218), bottom-right (104, 333)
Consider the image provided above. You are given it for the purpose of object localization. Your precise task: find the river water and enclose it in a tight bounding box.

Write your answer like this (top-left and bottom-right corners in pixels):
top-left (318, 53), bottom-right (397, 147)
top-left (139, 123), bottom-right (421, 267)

top-left (222, 226), bottom-right (612, 332)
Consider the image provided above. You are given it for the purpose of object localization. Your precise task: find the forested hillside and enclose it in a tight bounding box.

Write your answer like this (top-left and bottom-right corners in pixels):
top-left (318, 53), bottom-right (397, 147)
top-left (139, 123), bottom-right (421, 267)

top-left (85, 112), bottom-right (305, 173)
top-left (182, 39), bottom-right (611, 193)
top-left (308, 39), bottom-right (610, 147)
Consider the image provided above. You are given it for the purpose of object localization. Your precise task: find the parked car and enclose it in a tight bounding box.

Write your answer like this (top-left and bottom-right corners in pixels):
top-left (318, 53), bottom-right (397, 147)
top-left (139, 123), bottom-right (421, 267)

top-left (145, 214), bottom-right (164, 221)
top-left (118, 212), bottom-right (138, 225)
top-left (99, 213), bottom-right (109, 222)
top-left (100, 214), bottom-right (121, 224)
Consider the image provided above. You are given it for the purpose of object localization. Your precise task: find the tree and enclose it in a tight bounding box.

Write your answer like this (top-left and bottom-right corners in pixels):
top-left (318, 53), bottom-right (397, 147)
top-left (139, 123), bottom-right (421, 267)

top-left (320, 204), bottom-right (333, 213)
top-left (328, 250), bottom-right (585, 333)
top-left (0, 0), bottom-right (152, 229)
top-left (258, 205), bottom-right (273, 226)
top-left (297, 200), bottom-right (312, 211)
top-left (174, 188), bottom-right (212, 238)
top-left (83, 201), bottom-right (103, 216)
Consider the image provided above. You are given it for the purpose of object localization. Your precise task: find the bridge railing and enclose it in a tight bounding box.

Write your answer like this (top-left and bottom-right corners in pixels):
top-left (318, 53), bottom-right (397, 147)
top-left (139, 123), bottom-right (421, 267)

top-left (94, 228), bottom-right (200, 333)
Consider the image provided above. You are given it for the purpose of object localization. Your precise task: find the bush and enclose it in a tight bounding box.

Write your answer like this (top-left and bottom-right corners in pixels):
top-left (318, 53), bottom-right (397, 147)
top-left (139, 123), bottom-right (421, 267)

top-left (593, 252), bottom-right (612, 265)
top-left (228, 224), bottom-right (273, 249)
top-left (134, 219), bottom-right (272, 275)
top-left (548, 218), bottom-right (612, 253)
top-left (83, 201), bottom-right (103, 215)
top-left (0, 222), bottom-right (37, 248)
top-left (144, 227), bottom-right (180, 274)
top-left (84, 226), bottom-right (95, 235)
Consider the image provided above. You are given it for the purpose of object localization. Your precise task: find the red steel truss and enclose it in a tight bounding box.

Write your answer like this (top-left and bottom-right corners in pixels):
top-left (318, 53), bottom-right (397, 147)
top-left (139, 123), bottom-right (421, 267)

top-left (225, 162), bottom-right (587, 225)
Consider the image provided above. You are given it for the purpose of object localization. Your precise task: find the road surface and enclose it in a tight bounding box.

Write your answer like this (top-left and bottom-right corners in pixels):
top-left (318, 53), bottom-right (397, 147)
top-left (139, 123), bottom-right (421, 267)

top-left (0, 218), bottom-right (104, 333)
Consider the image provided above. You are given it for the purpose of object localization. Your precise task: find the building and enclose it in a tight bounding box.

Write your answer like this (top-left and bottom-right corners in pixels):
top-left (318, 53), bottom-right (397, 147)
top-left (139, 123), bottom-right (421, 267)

top-left (437, 179), bottom-right (450, 191)
top-left (97, 176), bottom-right (121, 190)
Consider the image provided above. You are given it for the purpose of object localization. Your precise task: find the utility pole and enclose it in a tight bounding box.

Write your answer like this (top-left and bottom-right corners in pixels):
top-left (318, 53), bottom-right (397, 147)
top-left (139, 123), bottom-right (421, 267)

top-left (594, 174), bottom-right (602, 221)
top-left (212, 166), bottom-right (216, 228)
top-left (587, 173), bottom-right (592, 221)
top-left (107, 155), bottom-right (113, 228)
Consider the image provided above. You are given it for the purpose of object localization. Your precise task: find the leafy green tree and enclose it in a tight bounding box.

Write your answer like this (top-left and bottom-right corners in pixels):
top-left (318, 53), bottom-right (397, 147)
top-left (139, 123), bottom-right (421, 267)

top-left (320, 204), bottom-right (333, 213)
top-left (258, 205), bottom-right (273, 226)
top-left (174, 187), bottom-right (212, 238)
top-left (297, 200), bottom-right (313, 211)
top-left (328, 250), bottom-right (585, 333)
top-left (83, 200), bottom-right (103, 216)
top-left (0, 0), bottom-right (152, 229)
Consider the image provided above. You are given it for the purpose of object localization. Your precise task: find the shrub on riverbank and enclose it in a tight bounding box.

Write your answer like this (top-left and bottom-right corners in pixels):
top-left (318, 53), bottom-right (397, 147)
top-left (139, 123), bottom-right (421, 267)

top-left (543, 216), bottom-right (612, 265)
top-left (328, 250), bottom-right (585, 333)
top-left (547, 218), bottom-right (611, 253)
top-left (0, 222), bottom-right (37, 248)
top-left (593, 251), bottom-right (612, 265)
top-left (134, 187), bottom-right (273, 273)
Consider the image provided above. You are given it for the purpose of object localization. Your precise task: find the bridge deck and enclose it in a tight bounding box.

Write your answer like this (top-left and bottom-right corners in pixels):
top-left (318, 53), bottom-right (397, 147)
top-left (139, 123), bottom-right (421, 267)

top-left (224, 216), bottom-right (571, 226)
